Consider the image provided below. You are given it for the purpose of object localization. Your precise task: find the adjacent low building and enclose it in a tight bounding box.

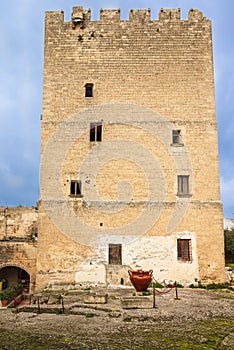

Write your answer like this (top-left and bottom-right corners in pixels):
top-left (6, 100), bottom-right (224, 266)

top-left (0, 206), bottom-right (37, 291)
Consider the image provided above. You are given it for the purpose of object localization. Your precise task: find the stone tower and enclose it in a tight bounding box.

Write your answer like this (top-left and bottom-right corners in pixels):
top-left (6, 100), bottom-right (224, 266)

top-left (37, 6), bottom-right (225, 289)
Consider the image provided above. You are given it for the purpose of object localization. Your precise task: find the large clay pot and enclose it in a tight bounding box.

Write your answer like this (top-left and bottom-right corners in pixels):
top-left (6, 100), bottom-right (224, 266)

top-left (128, 269), bottom-right (153, 292)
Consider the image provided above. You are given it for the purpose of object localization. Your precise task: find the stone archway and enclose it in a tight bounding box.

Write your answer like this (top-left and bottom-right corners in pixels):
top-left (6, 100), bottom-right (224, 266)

top-left (0, 265), bottom-right (30, 292)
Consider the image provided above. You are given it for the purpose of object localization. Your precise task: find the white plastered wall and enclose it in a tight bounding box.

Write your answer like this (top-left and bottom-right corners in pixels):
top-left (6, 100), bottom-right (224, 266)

top-left (75, 232), bottom-right (199, 286)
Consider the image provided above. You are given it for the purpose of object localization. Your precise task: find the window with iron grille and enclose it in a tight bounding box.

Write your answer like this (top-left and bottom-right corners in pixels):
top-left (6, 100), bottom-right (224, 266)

top-left (85, 83), bottom-right (93, 97)
top-left (70, 180), bottom-right (82, 196)
top-left (177, 239), bottom-right (192, 261)
top-left (90, 122), bottom-right (102, 142)
top-left (172, 130), bottom-right (182, 144)
top-left (178, 175), bottom-right (189, 196)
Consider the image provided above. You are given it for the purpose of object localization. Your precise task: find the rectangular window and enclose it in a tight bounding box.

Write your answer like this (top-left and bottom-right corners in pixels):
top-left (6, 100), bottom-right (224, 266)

top-left (109, 244), bottom-right (122, 265)
top-left (70, 180), bottom-right (82, 196)
top-left (178, 175), bottom-right (189, 196)
top-left (172, 130), bottom-right (182, 144)
top-left (90, 122), bottom-right (102, 142)
top-left (177, 239), bottom-right (191, 261)
top-left (85, 83), bottom-right (93, 97)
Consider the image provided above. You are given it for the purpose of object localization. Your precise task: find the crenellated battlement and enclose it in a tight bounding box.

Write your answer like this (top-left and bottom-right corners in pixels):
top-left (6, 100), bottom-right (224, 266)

top-left (158, 8), bottom-right (181, 21)
top-left (188, 8), bottom-right (204, 22)
top-left (72, 6), bottom-right (91, 29)
top-left (129, 9), bottom-right (151, 23)
top-left (45, 7), bottom-right (207, 29)
top-left (100, 9), bottom-right (120, 23)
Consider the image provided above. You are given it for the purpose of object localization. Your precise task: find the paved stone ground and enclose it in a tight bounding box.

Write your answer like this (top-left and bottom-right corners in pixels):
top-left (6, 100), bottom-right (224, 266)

top-left (0, 287), bottom-right (234, 349)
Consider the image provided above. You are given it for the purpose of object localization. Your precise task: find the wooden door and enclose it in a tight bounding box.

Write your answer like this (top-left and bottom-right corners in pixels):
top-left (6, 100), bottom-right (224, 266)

top-left (109, 244), bottom-right (122, 265)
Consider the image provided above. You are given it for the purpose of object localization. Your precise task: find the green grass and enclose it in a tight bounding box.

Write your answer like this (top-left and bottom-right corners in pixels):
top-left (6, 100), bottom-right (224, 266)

top-left (226, 263), bottom-right (234, 269)
top-left (0, 318), bottom-right (233, 349)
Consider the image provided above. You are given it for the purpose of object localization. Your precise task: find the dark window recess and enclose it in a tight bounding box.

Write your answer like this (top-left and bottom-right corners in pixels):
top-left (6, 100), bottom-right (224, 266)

top-left (90, 122), bottom-right (102, 142)
top-left (70, 181), bottom-right (82, 196)
top-left (177, 239), bottom-right (191, 261)
top-left (173, 130), bottom-right (182, 144)
top-left (72, 15), bottom-right (84, 30)
top-left (109, 244), bottom-right (122, 265)
top-left (85, 83), bottom-right (93, 97)
top-left (178, 175), bottom-right (189, 195)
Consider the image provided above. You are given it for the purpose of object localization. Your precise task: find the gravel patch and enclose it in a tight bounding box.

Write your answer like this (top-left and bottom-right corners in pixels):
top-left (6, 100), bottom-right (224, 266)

top-left (0, 288), bottom-right (233, 349)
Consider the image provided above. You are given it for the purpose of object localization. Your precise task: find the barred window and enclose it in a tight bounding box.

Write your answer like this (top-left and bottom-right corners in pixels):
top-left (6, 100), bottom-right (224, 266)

top-left (177, 239), bottom-right (192, 261)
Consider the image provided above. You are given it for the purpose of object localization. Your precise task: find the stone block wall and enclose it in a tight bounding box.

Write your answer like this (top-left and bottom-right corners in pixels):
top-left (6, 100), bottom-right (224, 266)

top-left (37, 7), bottom-right (225, 289)
top-left (0, 207), bottom-right (38, 291)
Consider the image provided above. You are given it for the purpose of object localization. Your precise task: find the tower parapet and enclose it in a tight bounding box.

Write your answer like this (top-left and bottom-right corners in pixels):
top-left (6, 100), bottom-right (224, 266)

top-left (72, 6), bottom-right (91, 29)
top-left (129, 9), bottom-right (151, 23)
top-left (188, 8), bottom-right (205, 22)
top-left (45, 10), bottom-right (64, 26)
top-left (100, 9), bottom-right (120, 23)
top-left (158, 8), bottom-right (181, 22)
top-left (45, 7), bottom-right (208, 28)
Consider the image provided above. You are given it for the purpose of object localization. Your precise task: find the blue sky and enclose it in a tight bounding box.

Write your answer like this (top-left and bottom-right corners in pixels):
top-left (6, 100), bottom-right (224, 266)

top-left (0, 0), bottom-right (233, 218)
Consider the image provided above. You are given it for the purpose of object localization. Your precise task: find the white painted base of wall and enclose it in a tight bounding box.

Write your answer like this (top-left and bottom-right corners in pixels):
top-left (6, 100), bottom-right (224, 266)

top-left (75, 263), bottom-right (106, 284)
top-left (75, 232), bottom-right (199, 286)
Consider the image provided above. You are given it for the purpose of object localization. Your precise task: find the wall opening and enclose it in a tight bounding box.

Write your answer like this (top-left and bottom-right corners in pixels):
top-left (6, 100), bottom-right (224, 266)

top-left (85, 83), bottom-right (93, 97)
top-left (0, 266), bottom-right (30, 292)
top-left (70, 180), bottom-right (82, 196)
top-left (172, 129), bottom-right (182, 144)
top-left (178, 175), bottom-right (189, 196)
top-left (90, 122), bottom-right (102, 142)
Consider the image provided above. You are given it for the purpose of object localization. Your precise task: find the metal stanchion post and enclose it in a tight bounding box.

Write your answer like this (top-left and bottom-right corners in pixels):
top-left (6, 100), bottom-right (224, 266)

top-left (61, 297), bottom-right (64, 314)
top-left (174, 281), bottom-right (180, 300)
top-left (37, 297), bottom-right (41, 313)
top-left (153, 283), bottom-right (156, 308)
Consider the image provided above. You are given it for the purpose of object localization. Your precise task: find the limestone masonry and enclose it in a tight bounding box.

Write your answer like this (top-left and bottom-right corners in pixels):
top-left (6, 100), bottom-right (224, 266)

top-left (0, 6), bottom-right (226, 292)
top-left (0, 207), bottom-right (37, 291)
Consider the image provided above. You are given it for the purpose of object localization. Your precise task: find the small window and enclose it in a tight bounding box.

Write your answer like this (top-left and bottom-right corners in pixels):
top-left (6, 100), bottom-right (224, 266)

top-left (109, 244), bottom-right (122, 265)
top-left (178, 175), bottom-right (189, 196)
top-left (85, 83), bottom-right (93, 97)
top-left (177, 239), bottom-right (191, 261)
top-left (90, 122), bottom-right (102, 142)
top-left (70, 180), bottom-right (82, 196)
top-left (172, 130), bottom-right (182, 144)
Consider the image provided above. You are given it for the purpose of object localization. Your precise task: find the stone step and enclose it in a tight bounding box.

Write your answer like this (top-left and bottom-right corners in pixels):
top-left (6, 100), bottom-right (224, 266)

top-left (121, 296), bottom-right (153, 309)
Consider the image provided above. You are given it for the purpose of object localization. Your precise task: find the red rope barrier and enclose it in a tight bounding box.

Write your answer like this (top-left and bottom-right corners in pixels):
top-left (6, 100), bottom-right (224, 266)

top-left (152, 276), bottom-right (175, 295)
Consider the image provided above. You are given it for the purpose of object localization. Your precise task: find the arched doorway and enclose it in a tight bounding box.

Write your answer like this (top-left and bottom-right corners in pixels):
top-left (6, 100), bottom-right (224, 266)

top-left (0, 266), bottom-right (30, 292)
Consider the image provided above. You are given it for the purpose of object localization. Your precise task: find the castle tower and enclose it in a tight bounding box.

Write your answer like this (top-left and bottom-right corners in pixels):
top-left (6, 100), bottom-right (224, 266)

top-left (37, 6), bottom-right (225, 288)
